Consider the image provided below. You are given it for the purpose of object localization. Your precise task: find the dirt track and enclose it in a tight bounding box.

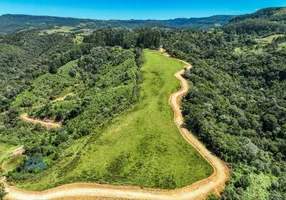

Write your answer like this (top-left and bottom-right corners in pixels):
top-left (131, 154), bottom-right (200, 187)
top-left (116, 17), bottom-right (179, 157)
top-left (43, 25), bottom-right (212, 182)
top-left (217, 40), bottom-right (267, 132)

top-left (3, 52), bottom-right (230, 200)
top-left (20, 113), bottom-right (61, 129)
top-left (12, 146), bottom-right (25, 156)
top-left (51, 93), bottom-right (74, 103)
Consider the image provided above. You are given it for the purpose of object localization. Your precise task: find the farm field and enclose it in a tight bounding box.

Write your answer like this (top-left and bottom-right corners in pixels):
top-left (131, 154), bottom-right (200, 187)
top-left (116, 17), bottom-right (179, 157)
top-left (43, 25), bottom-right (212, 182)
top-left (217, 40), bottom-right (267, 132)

top-left (13, 50), bottom-right (213, 191)
top-left (40, 26), bottom-right (74, 35)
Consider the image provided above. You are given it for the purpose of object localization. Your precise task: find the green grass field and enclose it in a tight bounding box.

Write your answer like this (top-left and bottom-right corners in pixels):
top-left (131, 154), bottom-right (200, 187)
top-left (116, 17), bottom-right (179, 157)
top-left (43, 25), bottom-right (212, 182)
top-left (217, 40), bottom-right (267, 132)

top-left (40, 26), bottom-right (74, 35)
top-left (15, 50), bottom-right (213, 190)
top-left (0, 143), bottom-right (18, 174)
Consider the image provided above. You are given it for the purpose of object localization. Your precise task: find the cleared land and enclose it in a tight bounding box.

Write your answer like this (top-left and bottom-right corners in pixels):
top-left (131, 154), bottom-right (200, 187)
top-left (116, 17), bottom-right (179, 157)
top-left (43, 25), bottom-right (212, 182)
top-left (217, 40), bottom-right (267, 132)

top-left (235, 34), bottom-right (286, 54)
top-left (39, 26), bottom-right (74, 35)
top-left (11, 50), bottom-right (213, 191)
top-left (255, 34), bottom-right (285, 43)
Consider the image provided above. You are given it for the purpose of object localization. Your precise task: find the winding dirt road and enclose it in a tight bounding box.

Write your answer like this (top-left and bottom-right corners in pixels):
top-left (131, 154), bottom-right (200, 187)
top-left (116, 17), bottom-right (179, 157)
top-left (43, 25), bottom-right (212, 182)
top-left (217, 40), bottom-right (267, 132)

top-left (3, 52), bottom-right (230, 200)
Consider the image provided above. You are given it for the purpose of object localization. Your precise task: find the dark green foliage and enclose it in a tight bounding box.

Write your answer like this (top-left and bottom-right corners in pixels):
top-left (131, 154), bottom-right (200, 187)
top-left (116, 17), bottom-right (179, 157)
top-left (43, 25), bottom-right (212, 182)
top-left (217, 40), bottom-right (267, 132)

top-left (230, 7), bottom-right (285, 23)
top-left (0, 183), bottom-right (6, 200)
top-left (207, 194), bottom-right (221, 200)
top-left (49, 64), bottom-right (58, 74)
top-left (136, 28), bottom-right (161, 48)
top-left (1, 8), bottom-right (286, 197)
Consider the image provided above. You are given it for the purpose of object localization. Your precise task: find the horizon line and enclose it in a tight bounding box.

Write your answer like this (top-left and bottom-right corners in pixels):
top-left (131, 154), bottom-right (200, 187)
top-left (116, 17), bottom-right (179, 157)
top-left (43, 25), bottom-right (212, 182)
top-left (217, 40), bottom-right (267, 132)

top-left (0, 12), bottom-right (237, 21)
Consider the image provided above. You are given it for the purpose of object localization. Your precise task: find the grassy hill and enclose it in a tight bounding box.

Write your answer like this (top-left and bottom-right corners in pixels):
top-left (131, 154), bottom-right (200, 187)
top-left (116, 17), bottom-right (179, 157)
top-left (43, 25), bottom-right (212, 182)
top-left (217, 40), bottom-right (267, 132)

top-left (0, 14), bottom-right (233, 34)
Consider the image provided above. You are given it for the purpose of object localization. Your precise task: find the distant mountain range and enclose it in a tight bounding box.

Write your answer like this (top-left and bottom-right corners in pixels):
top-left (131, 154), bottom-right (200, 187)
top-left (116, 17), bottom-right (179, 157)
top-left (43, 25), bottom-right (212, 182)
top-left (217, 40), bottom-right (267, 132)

top-left (0, 14), bottom-right (234, 34)
top-left (2, 7), bottom-right (286, 35)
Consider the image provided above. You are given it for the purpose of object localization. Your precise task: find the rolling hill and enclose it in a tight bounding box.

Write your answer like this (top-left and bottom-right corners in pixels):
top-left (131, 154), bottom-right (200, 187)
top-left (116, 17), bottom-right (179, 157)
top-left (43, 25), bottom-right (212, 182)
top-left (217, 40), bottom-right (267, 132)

top-left (0, 14), bottom-right (233, 34)
top-left (223, 7), bottom-right (286, 35)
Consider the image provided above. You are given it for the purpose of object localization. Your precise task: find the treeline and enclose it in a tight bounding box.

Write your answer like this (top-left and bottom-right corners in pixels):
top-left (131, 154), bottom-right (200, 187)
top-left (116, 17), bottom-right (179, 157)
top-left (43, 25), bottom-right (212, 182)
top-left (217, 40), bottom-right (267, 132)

top-left (164, 30), bottom-right (286, 199)
top-left (84, 28), bottom-right (161, 49)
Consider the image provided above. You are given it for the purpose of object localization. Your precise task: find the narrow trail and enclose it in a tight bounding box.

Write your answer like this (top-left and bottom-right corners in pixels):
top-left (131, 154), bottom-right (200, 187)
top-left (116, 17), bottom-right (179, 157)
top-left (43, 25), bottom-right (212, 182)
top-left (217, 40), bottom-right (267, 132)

top-left (51, 93), bottom-right (74, 103)
top-left (11, 146), bottom-right (25, 156)
top-left (3, 52), bottom-right (230, 200)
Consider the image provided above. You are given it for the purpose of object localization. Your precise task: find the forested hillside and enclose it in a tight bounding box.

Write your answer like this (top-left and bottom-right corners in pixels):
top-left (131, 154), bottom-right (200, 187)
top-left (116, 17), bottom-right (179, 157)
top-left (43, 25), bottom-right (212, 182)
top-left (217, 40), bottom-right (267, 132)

top-left (2, 45), bottom-right (145, 177)
top-left (0, 14), bottom-right (233, 34)
top-left (164, 28), bottom-right (286, 199)
top-left (0, 28), bottom-right (162, 113)
top-left (0, 31), bottom-right (80, 112)
top-left (224, 7), bottom-right (286, 35)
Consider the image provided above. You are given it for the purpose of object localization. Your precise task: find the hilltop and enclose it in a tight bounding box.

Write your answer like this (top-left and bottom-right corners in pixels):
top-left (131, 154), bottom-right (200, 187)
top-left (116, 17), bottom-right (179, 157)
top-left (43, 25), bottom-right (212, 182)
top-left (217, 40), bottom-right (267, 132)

top-left (224, 7), bottom-right (286, 35)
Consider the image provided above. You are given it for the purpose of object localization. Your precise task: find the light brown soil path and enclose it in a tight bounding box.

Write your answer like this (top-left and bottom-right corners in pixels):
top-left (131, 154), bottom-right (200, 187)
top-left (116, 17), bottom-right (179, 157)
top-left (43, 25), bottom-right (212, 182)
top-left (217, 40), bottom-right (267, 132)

top-left (3, 52), bottom-right (230, 200)
top-left (11, 146), bottom-right (25, 156)
top-left (0, 111), bottom-right (7, 115)
top-left (51, 93), bottom-right (74, 103)
top-left (20, 113), bottom-right (61, 130)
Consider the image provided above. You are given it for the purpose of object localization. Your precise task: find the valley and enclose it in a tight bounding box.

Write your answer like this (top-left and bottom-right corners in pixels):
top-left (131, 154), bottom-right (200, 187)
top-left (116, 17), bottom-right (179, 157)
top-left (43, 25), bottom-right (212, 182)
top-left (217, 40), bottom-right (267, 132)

top-left (2, 50), bottom-right (229, 200)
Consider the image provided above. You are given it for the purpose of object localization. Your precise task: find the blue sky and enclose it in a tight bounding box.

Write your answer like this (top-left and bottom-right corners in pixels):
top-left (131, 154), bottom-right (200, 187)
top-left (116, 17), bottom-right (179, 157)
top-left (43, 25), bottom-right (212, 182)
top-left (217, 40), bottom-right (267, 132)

top-left (0, 0), bottom-right (285, 20)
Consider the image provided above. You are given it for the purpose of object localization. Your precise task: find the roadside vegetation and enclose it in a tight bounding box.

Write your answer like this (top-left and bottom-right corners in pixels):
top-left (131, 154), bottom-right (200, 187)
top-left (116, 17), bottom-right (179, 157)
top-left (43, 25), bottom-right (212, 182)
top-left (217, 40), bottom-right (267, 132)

top-left (163, 26), bottom-right (286, 199)
top-left (0, 182), bottom-right (6, 200)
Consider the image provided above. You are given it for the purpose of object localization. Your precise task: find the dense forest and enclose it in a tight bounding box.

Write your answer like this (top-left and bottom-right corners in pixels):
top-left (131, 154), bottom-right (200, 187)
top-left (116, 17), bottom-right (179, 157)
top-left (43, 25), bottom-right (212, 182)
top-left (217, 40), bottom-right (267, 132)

top-left (0, 6), bottom-right (285, 200)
